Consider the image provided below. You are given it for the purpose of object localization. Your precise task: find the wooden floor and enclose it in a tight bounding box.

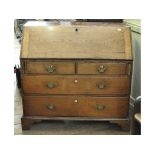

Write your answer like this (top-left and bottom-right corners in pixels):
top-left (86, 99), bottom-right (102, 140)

top-left (14, 36), bottom-right (130, 135)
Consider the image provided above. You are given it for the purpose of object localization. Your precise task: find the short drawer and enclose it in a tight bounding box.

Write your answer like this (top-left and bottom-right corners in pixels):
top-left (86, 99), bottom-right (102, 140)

top-left (25, 61), bottom-right (75, 74)
top-left (23, 96), bottom-right (129, 118)
top-left (77, 62), bottom-right (128, 75)
top-left (22, 75), bottom-right (130, 95)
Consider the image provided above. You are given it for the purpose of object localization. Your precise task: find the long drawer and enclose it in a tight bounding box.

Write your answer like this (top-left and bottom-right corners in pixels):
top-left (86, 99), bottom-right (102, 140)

top-left (22, 75), bottom-right (130, 95)
top-left (23, 96), bottom-right (129, 118)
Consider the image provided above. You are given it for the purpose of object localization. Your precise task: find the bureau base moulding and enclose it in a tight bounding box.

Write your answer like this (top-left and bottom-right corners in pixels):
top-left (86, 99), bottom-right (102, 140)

top-left (21, 116), bottom-right (130, 131)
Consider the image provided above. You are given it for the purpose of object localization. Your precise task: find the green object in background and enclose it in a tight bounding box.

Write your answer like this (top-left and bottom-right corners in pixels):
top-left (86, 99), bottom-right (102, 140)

top-left (124, 19), bottom-right (141, 33)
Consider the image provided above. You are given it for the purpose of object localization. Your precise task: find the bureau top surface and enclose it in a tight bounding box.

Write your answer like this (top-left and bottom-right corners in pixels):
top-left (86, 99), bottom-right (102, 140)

top-left (21, 21), bottom-right (132, 60)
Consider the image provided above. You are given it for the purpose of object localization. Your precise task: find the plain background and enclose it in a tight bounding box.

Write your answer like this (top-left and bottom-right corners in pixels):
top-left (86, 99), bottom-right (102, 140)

top-left (0, 0), bottom-right (154, 155)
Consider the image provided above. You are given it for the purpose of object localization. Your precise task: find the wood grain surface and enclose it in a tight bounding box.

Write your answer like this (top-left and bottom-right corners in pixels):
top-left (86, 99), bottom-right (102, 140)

top-left (22, 75), bottom-right (130, 95)
top-left (25, 61), bottom-right (75, 74)
top-left (23, 96), bottom-right (129, 117)
top-left (77, 62), bottom-right (128, 75)
top-left (21, 22), bottom-right (132, 60)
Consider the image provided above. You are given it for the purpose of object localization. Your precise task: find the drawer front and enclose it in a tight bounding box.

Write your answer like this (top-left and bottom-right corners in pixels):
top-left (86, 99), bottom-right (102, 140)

top-left (25, 61), bottom-right (75, 74)
top-left (23, 96), bottom-right (129, 118)
top-left (78, 62), bottom-right (127, 75)
top-left (22, 75), bottom-right (130, 95)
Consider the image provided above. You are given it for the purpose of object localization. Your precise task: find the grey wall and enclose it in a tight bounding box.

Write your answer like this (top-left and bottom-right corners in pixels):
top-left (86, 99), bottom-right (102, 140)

top-left (124, 19), bottom-right (141, 99)
top-left (131, 31), bottom-right (141, 98)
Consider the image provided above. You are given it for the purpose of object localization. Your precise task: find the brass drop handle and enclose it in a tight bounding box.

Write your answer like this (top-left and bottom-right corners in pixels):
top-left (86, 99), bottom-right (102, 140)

top-left (97, 65), bottom-right (106, 73)
top-left (47, 104), bottom-right (55, 110)
top-left (96, 82), bottom-right (106, 89)
top-left (96, 105), bottom-right (105, 111)
top-left (47, 83), bottom-right (56, 89)
top-left (47, 65), bottom-right (56, 73)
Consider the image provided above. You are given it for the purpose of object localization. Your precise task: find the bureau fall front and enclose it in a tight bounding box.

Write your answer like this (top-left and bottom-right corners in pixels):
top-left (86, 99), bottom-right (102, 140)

top-left (20, 21), bottom-right (133, 130)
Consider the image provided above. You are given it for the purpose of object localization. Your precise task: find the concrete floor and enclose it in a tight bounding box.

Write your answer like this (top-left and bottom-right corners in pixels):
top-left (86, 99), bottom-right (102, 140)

top-left (14, 35), bottom-right (23, 135)
top-left (14, 35), bottom-right (130, 135)
top-left (23, 120), bottom-right (129, 135)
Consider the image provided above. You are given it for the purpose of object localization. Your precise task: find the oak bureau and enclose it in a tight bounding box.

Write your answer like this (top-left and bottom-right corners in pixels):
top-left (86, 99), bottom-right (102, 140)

top-left (20, 21), bottom-right (133, 130)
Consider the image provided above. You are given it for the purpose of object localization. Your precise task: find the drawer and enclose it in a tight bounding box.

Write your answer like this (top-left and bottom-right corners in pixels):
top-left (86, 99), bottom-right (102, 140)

top-left (22, 75), bottom-right (130, 95)
top-left (25, 61), bottom-right (75, 74)
top-left (77, 62), bottom-right (127, 75)
top-left (23, 96), bottom-right (129, 118)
